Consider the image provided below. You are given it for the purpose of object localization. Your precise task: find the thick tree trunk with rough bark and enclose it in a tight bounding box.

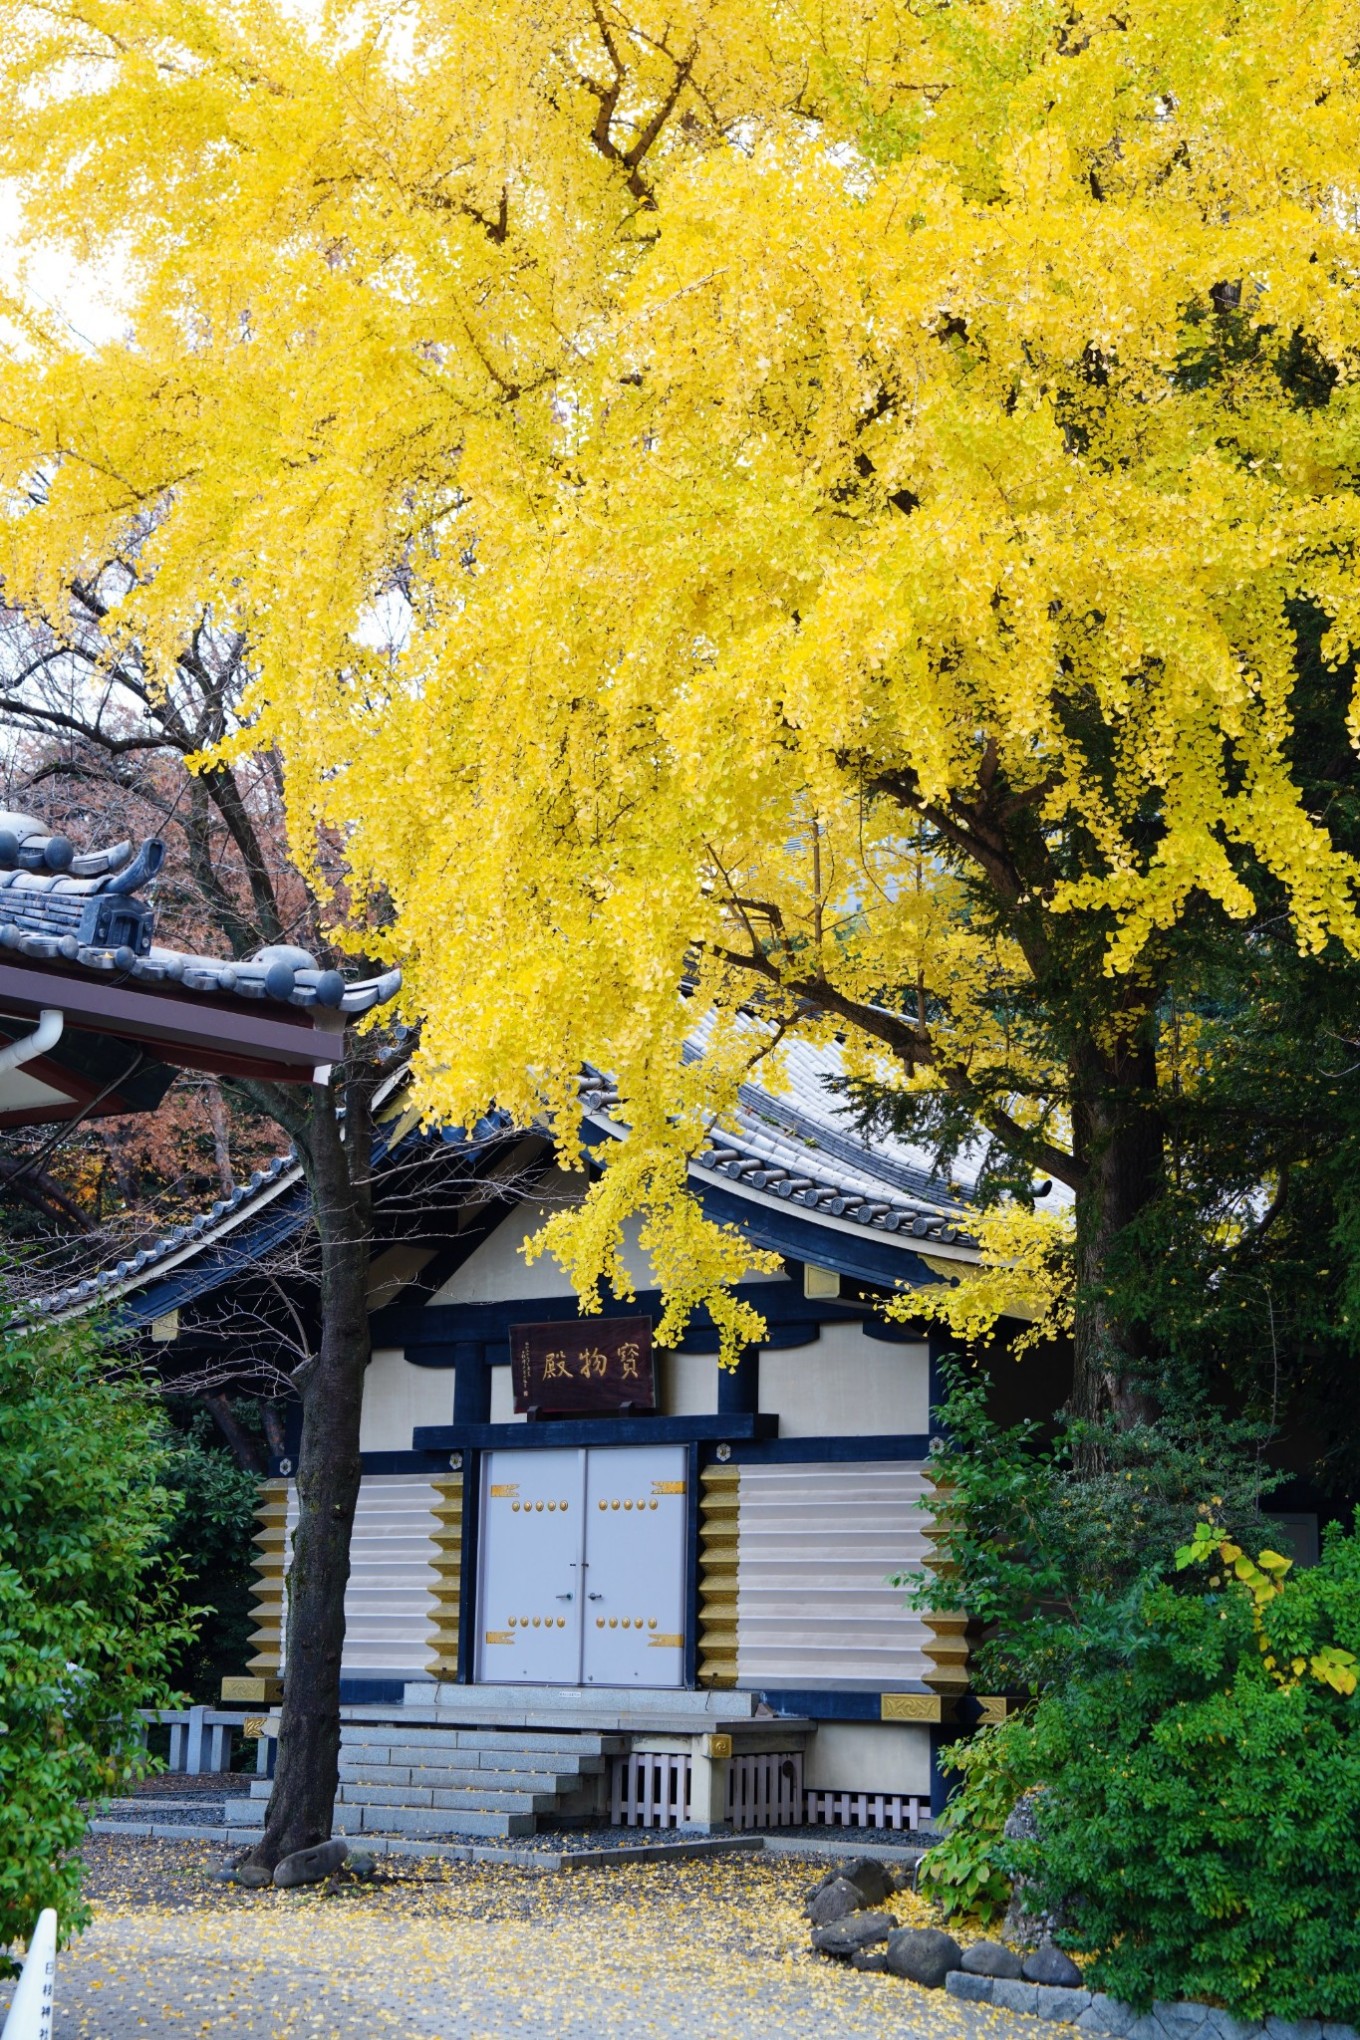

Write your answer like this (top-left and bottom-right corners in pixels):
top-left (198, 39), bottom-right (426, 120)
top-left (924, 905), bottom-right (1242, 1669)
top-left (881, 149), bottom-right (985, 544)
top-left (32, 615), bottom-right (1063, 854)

top-left (1068, 1028), bottom-right (1164, 1441)
top-left (245, 1077), bottom-right (375, 1871)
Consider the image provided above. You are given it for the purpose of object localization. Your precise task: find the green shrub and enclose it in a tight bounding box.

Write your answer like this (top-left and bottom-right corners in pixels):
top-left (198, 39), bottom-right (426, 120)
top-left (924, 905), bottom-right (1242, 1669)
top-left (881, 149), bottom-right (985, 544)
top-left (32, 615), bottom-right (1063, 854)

top-left (902, 1357), bottom-right (1280, 1695)
top-left (0, 1314), bottom-right (195, 1951)
top-left (1006, 1513), bottom-right (1360, 2020)
top-left (917, 1719), bottom-right (1021, 1924)
top-left (159, 1406), bottom-right (262, 1703)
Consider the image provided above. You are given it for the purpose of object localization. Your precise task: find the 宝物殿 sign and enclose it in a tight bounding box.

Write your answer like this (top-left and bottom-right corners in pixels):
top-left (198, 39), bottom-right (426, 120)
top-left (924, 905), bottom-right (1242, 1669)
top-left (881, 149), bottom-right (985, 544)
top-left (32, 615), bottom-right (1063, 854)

top-left (510, 1317), bottom-right (655, 1414)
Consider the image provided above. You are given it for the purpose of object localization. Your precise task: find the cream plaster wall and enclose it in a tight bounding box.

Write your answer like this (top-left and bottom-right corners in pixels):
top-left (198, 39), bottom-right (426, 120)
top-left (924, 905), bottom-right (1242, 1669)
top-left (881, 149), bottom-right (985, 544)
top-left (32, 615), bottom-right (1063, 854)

top-left (488, 1365), bottom-right (527, 1424)
top-left (758, 1322), bottom-right (929, 1437)
top-left (429, 1167), bottom-right (790, 1305)
top-left (359, 1348), bottom-right (455, 1452)
top-left (658, 1351), bottom-right (715, 1416)
top-left (803, 1722), bottom-right (931, 1796)
top-left (366, 1244), bottom-right (436, 1308)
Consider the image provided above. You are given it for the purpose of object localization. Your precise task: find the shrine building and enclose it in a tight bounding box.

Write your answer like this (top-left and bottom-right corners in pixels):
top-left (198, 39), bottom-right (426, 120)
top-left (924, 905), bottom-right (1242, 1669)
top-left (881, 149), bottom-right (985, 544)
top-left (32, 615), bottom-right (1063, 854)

top-left (39, 1023), bottom-right (1076, 1844)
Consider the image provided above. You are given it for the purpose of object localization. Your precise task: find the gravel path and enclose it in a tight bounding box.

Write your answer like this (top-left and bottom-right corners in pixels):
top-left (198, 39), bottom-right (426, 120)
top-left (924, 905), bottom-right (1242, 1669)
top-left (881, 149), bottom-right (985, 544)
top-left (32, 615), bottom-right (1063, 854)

top-left (0, 1838), bottom-right (1032, 2040)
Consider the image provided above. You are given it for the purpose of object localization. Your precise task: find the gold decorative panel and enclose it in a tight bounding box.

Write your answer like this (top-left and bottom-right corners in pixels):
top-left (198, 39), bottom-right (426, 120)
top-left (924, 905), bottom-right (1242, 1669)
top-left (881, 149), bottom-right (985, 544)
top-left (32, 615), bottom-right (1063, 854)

top-left (698, 1463), bottom-right (740, 1686)
top-left (920, 1467), bottom-right (971, 1695)
top-left (429, 1472), bottom-right (464, 1677)
top-left (244, 1476), bottom-right (289, 1677)
top-left (880, 1692), bottom-right (944, 1723)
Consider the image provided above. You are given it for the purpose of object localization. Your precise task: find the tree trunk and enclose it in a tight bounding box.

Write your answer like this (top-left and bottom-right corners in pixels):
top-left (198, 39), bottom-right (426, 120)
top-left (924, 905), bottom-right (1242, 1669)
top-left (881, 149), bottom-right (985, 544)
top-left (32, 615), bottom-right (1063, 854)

top-left (259, 1399), bottom-right (288, 1461)
top-left (205, 1081), bottom-right (234, 1197)
top-left (202, 1390), bottom-right (267, 1474)
top-left (1068, 1026), bottom-right (1164, 1443)
top-left (244, 1075), bottom-right (374, 1871)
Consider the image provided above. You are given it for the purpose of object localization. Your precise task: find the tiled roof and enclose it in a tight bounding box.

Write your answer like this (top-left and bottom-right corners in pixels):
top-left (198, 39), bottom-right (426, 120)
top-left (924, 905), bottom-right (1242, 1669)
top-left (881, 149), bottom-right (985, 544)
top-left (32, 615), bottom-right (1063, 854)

top-left (35, 1035), bottom-right (979, 1319)
top-left (30, 1105), bottom-right (512, 1320)
top-left (589, 1034), bottom-right (976, 1248)
top-left (0, 811), bottom-right (400, 1016)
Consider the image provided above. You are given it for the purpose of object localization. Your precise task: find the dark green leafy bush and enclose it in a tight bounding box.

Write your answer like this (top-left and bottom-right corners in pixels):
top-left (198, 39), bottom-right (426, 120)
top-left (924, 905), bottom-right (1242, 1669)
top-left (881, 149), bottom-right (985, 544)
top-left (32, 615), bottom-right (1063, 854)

top-left (159, 1406), bottom-right (262, 1702)
top-left (917, 1719), bottom-right (1017, 1924)
top-left (0, 1314), bottom-right (194, 1950)
top-left (903, 1358), bottom-right (1279, 1694)
top-left (973, 1514), bottom-right (1360, 2020)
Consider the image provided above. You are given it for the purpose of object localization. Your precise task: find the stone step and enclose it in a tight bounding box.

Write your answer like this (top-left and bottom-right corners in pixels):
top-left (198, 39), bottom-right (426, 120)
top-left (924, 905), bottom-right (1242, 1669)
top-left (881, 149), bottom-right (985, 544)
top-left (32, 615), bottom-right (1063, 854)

top-left (242, 1722), bottom-right (620, 1839)
top-left (225, 1800), bottom-right (267, 1825)
top-left (337, 1749), bottom-right (603, 1779)
top-left (339, 1805), bottom-right (536, 1839)
top-left (336, 1782), bottom-right (558, 1814)
top-left (340, 1763), bottom-right (589, 1793)
top-left (404, 1684), bottom-right (759, 1721)
top-left (340, 1726), bottom-right (620, 1758)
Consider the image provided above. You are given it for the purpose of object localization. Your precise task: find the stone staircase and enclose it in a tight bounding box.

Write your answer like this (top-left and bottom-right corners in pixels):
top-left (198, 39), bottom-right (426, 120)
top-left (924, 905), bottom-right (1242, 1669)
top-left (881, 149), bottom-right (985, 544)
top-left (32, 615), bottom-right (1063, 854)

top-left (226, 1722), bottom-right (623, 1842)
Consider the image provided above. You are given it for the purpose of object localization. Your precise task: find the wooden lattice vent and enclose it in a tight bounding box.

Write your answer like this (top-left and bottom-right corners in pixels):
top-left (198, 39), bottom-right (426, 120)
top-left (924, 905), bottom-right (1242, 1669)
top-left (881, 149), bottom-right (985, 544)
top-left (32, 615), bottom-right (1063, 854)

top-left (245, 1477), bottom-right (289, 1678)
top-left (429, 1473), bottom-right (463, 1676)
top-left (919, 1463), bottom-right (971, 1696)
top-left (698, 1463), bottom-right (739, 1686)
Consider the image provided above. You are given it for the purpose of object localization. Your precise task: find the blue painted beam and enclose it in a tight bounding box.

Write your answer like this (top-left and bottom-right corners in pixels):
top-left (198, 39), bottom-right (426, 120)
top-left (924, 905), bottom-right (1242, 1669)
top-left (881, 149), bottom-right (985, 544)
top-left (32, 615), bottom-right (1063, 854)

top-left (716, 1344), bottom-right (759, 1416)
top-left (695, 1183), bottom-right (949, 1289)
top-left (712, 1433), bottom-right (932, 1464)
top-left (374, 1282), bottom-right (938, 1364)
top-left (411, 1412), bottom-right (778, 1453)
top-left (346, 1426), bottom-right (932, 1478)
top-left (754, 1687), bottom-right (942, 1721)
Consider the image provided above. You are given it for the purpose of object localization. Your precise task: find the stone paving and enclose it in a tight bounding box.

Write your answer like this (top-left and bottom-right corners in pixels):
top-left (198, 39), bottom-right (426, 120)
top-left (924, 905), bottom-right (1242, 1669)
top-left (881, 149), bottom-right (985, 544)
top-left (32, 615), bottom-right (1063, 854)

top-left (0, 1837), bottom-right (1034, 2040)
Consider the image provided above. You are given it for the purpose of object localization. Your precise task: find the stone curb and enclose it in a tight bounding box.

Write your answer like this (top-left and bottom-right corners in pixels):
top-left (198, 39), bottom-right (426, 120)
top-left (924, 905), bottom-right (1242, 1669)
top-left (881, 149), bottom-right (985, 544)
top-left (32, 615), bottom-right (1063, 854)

top-left (88, 1819), bottom-right (762, 1872)
top-left (554, 1837), bottom-right (764, 1871)
top-left (761, 1836), bottom-right (929, 1865)
top-left (945, 1970), bottom-right (1360, 2040)
top-left (89, 1821), bottom-right (236, 1843)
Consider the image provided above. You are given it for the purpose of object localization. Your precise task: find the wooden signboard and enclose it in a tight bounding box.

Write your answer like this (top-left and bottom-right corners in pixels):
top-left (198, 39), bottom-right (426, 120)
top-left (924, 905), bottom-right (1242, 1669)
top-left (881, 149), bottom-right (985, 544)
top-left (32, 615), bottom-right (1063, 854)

top-left (510, 1317), bottom-right (655, 1415)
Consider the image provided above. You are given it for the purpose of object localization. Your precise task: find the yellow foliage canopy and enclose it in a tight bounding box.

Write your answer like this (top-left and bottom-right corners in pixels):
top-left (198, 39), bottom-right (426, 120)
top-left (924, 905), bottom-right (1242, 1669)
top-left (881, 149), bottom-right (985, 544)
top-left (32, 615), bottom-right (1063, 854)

top-left (2, 0), bottom-right (1360, 1348)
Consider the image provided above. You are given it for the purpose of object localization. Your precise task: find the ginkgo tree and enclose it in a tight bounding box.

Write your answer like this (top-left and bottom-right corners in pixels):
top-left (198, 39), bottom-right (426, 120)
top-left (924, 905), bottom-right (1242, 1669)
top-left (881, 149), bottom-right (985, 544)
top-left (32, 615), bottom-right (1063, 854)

top-left (2, 0), bottom-right (1360, 1818)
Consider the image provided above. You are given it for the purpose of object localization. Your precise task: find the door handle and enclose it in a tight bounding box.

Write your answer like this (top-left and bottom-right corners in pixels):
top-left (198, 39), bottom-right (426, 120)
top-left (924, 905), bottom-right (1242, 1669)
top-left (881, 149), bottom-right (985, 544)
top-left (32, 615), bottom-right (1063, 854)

top-left (556, 1592), bottom-right (573, 1601)
top-left (588, 1593), bottom-right (603, 1601)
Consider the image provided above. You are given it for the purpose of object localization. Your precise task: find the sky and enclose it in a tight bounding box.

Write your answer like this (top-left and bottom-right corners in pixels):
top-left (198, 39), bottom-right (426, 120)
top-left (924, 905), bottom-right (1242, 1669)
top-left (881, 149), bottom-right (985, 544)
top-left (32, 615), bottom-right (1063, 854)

top-left (0, 183), bottom-right (129, 354)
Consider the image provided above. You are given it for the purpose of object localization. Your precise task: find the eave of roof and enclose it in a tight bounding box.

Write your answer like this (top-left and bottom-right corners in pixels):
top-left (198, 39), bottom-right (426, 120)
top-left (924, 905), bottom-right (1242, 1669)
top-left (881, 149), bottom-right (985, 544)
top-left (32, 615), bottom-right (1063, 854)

top-left (0, 814), bottom-right (400, 1019)
top-left (34, 1046), bottom-right (982, 1323)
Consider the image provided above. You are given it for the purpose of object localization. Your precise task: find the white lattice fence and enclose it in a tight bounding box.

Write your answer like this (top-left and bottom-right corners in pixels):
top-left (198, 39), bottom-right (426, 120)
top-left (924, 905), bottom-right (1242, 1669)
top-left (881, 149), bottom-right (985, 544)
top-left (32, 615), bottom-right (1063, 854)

top-left (609, 1751), bottom-right (928, 1831)
top-left (803, 1789), bottom-right (929, 1831)
top-left (609, 1752), bottom-right (692, 1827)
top-left (726, 1751), bottom-right (803, 1830)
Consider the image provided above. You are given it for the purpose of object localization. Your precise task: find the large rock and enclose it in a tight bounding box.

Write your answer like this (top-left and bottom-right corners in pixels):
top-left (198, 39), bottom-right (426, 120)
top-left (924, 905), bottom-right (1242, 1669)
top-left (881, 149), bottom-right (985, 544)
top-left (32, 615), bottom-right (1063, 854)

top-left (884, 1927), bottom-right (964, 1989)
top-left (807, 1877), bottom-right (868, 1925)
top-left (1024, 1942), bottom-right (1083, 1988)
top-left (273, 1839), bottom-right (348, 1889)
top-left (837, 1856), bottom-right (894, 1907)
top-left (1035, 1984), bottom-right (1093, 2022)
top-left (1002, 1790), bottom-right (1068, 1947)
top-left (963, 1940), bottom-right (1025, 1979)
top-left (216, 1861), bottom-right (272, 1889)
top-left (811, 1913), bottom-right (896, 1959)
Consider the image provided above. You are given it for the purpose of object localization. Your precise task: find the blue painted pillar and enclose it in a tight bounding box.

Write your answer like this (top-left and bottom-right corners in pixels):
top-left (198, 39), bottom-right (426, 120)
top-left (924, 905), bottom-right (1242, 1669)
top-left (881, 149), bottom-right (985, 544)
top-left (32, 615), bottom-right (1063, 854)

top-left (451, 1340), bottom-right (488, 1426)
top-left (717, 1343), bottom-right (759, 1416)
top-left (926, 1331), bottom-right (954, 1445)
top-left (929, 1727), bottom-right (953, 1820)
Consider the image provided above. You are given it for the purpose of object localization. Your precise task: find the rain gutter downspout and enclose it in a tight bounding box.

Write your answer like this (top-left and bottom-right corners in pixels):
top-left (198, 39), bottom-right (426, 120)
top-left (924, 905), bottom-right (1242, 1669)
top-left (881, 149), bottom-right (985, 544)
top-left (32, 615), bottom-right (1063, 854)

top-left (0, 1009), bottom-right (65, 1076)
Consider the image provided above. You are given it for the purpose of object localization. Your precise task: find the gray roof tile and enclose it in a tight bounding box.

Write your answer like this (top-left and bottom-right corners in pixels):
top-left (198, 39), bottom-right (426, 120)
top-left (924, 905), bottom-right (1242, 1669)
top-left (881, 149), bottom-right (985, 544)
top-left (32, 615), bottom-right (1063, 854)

top-left (0, 810), bottom-right (400, 1015)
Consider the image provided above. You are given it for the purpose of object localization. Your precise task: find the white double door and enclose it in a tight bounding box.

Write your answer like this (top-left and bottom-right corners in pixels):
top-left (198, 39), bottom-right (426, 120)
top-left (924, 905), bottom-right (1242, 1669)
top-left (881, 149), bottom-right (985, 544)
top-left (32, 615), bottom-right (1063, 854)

top-left (476, 1444), bottom-right (688, 1686)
